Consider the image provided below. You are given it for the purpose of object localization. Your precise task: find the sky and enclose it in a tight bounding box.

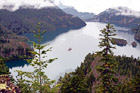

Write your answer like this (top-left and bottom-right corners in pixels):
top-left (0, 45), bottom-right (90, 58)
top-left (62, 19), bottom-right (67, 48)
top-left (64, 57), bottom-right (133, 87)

top-left (0, 0), bottom-right (140, 14)
top-left (56, 0), bottom-right (140, 14)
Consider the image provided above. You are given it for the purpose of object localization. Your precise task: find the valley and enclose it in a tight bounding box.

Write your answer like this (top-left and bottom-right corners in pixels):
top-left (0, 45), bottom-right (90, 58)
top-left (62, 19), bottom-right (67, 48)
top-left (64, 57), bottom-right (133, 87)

top-left (0, 0), bottom-right (140, 92)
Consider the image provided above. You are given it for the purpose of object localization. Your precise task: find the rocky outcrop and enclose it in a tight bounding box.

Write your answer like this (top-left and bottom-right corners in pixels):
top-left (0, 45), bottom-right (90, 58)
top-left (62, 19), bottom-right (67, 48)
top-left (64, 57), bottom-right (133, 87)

top-left (0, 75), bottom-right (21, 93)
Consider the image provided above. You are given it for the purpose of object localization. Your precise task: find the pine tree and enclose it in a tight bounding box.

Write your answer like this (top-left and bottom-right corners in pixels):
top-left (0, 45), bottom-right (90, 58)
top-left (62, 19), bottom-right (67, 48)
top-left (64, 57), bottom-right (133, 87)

top-left (126, 60), bottom-right (140, 93)
top-left (16, 23), bottom-right (60, 93)
top-left (0, 57), bottom-right (9, 75)
top-left (96, 23), bottom-right (118, 92)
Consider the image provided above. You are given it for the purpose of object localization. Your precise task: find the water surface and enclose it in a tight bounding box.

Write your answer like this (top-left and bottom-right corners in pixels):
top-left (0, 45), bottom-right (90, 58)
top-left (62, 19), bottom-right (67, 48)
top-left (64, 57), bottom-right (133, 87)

top-left (7, 22), bottom-right (140, 80)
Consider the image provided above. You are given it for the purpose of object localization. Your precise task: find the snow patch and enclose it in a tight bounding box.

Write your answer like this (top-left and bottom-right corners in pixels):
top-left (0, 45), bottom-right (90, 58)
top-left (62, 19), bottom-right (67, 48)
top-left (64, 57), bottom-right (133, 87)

top-left (106, 6), bottom-right (140, 18)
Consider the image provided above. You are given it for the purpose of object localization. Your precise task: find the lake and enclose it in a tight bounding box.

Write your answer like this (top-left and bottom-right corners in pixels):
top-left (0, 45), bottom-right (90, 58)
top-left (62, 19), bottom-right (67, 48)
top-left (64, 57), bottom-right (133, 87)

top-left (6, 22), bottom-right (140, 80)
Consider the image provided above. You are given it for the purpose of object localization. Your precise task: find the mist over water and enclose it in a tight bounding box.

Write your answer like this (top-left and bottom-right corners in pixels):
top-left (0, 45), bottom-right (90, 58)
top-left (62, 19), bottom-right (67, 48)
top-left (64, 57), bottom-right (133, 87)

top-left (7, 22), bottom-right (140, 80)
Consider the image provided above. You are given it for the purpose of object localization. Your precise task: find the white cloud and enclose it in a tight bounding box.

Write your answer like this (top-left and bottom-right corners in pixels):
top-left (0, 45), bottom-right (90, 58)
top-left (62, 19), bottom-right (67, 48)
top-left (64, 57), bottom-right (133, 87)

top-left (58, 0), bottom-right (140, 14)
top-left (0, 0), bottom-right (55, 11)
top-left (0, 0), bottom-right (140, 14)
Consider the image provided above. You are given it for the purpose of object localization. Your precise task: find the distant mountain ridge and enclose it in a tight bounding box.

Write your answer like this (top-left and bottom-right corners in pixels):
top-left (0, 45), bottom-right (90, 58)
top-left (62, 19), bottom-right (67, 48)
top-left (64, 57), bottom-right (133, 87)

top-left (91, 7), bottom-right (140, 27)
top-left (102, 7), bottom-right (140, 18)
top-left (0, 5), bottom-right (86, 34)
top-left (58, 2), bottom-right (95, 21)
top-left (62, 7), bottom-right (95, 21)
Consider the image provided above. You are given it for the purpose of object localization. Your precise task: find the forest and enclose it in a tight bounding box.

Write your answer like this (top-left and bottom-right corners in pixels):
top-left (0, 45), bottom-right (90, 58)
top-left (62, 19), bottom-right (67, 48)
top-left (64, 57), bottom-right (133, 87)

top-left (0, 24), bottom-right (33, 61)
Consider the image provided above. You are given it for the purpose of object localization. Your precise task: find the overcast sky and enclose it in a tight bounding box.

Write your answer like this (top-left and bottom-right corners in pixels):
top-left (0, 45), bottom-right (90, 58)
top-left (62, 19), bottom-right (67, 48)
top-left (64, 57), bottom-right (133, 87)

top-left (1, 0), bottom-right (140, 14)
top-left (56, 0), bottom-right (140, 14)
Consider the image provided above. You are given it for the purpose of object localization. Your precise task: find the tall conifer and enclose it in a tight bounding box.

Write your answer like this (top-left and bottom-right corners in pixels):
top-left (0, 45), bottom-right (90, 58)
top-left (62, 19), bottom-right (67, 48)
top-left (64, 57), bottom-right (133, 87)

top-left (16, 23), bottom-right (59, 93)
top-left (96, 23), bottom-right (118, 92)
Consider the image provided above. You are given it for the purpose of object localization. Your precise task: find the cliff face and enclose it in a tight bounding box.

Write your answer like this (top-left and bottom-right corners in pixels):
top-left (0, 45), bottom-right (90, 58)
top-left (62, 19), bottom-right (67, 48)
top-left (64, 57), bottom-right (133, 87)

top-left (0, 7), bottom-right (86, 34)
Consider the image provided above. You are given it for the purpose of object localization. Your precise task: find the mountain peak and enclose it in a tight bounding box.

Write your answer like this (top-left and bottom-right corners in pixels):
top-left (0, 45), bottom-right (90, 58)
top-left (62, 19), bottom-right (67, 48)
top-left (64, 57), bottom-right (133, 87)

top-left (105, 6), bottom-right (140, 18)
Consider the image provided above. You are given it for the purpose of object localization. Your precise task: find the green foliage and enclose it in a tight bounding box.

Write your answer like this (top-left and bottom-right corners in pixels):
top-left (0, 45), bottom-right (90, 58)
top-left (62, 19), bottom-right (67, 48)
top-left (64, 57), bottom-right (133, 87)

top-left (59, 53), bottom-right (95, 93)
top-left (58, 50), bottom-right (140, 93)
top-left (118, 59), bottom-right (140, 93)
top-left (115, 55), bottom-right (140, 77)
top-left (16, 23), bottom-right (59, 93)
top-left (96, 23), bottom-right (118, 92)
top-left (0, 57), bottom-right (10, 75)
top-left (0, 8), bottom-right (85, 34)
top-left (0, 24), bottom-right (32, 59)
top-left (129, 72), bottom-right (140, 92)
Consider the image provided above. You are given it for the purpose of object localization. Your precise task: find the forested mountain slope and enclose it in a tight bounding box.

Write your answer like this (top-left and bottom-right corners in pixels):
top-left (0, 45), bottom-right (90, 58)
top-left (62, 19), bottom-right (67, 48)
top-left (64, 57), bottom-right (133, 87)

top-left (0, 24), bottom-right (32, 60)
top-left (0, 7), bottom-right (86, 34)
top-left (59, 53), bottom-right (140, 93)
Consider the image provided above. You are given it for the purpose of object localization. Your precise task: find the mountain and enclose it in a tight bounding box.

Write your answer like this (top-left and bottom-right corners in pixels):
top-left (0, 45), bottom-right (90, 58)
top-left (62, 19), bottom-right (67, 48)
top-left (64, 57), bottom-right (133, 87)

top-left (58, 53), bottom-right (140, 92)
top-left (0, 24), bottom-right (33, 59)
top-left (62, 7), bottom-right (95, 21)
top-left (132, 25), bottom-right (140, 42)
top-left (58, 2), bottom-right (95, 21)
top-left (91, 7), bottom-right (140, 27)
top-left (0, 2), bottom-right (86, 60)
top-left (0, 4), bottom-right (86, 34)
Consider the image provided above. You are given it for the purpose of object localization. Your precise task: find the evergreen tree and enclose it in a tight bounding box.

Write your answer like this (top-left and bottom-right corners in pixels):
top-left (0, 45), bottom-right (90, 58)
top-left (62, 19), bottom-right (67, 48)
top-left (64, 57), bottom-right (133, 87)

top-left (96, 23), bottom-right (118, 92)
top-left (16, 23), bottom-right (60, 93)
top-left (59, 53), bottom-right (95, 93)
top-left (0, 57), bottom-right (9, 75)
top-left (126, 60), bottom-right (140, 93)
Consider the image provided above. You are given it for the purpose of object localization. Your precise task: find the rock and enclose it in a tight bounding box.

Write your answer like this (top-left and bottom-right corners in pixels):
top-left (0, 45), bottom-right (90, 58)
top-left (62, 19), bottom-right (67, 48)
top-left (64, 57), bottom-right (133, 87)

top-left (131, 41), bottom-right (137, 47)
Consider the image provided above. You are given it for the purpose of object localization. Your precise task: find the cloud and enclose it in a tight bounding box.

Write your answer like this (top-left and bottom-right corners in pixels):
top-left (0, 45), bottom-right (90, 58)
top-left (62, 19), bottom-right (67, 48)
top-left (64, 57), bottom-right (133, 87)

top-left (0, 0), bottom-right (140, 14)
top-left (0, 0), bottom-right (55, 11)
top-left (59, 0), bottom-right (140, 14)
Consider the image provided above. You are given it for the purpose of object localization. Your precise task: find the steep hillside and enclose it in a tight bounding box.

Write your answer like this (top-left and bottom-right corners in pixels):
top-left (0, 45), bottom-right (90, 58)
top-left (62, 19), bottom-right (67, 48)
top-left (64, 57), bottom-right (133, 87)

top-left (0, 6), bottom-right (86, 34)
top-left (0, 24), bottom-right (32, 60)
top-left (59, 53), bottom-right (140, 92)
top-left (91, 7), bottom-right (140, 27)
top-left (58, 53), bottom-right (95, 93)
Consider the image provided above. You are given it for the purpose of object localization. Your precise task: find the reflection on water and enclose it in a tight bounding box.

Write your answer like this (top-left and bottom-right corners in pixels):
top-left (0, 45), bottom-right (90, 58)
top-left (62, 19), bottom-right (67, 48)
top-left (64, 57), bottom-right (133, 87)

top-left (6, 22), bottom-right (140, 80)
top-left (21, 26), bottom-right (84, 45)
top-left (6, 59), bottom-right (29, 69)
